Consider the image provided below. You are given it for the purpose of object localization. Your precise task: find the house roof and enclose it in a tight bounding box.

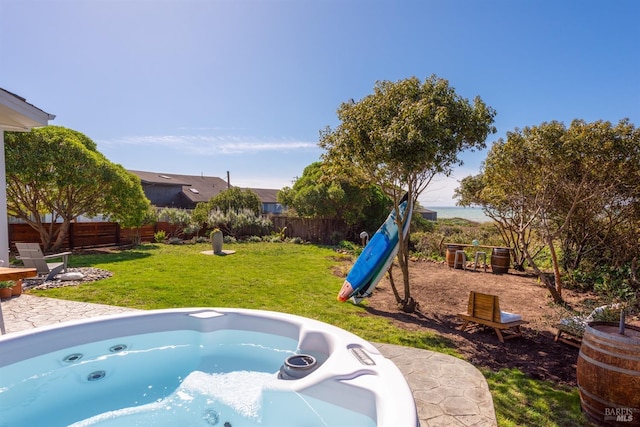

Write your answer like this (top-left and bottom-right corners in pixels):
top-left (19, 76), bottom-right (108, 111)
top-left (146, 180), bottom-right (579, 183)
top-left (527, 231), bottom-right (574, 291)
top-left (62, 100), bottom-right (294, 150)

top-left (129, 170), bottom-right (193, 186)
top-left (129, 170), bottom-right (230, 204)
top-left (0, 88), bottom-right (56, 131)
top-left (129, 170), bottom-right (283, 207)
top-left (416, 207), bottom-right (437, 214)
top-left (242, 187), bottom-right (280, 204)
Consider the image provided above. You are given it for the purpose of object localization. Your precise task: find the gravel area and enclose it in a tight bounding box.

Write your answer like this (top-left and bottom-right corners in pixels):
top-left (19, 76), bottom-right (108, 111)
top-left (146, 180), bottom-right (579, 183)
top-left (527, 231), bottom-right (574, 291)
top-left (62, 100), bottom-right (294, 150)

top-left (22, 267), bottom-right (113, 291)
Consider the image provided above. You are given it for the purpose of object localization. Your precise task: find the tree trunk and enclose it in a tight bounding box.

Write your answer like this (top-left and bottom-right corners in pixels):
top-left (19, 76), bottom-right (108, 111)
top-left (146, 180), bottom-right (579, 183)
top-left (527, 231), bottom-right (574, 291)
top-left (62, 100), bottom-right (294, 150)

top-left (51, 220), bottom-right (71, 252)
top-left (387, 264), bottom-right (402, 303)
top-left (524, 249), bottom-right (563, 303)
top-left (546, 235), bottom-right (563, 298)
top-left (395, 198), bottom-right (416, 313)
top-left (383, 193), bottom-right (417, 313)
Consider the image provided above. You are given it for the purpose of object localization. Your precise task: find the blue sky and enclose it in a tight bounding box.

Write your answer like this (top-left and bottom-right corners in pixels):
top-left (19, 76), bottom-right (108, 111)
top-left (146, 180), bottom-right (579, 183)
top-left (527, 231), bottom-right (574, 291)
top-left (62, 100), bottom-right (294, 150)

top-left (2, 0), bottom-right (638, 207)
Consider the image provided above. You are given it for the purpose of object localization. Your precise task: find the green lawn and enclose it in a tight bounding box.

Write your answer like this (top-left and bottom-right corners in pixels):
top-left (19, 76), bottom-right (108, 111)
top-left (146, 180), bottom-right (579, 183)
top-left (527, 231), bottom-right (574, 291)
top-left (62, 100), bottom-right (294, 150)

top-left (30, 242), bottom-right (589, 426)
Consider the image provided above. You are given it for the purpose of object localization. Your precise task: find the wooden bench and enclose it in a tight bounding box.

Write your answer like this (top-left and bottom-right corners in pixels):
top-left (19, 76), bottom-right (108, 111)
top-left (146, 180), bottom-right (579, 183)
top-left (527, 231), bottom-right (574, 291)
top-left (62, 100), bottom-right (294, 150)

top-left (553, 303), bottom-right (623, 348)
top-left (554, 324), bottom-right (583, 348)
top-left (457, 291), bottom-right (528, 343)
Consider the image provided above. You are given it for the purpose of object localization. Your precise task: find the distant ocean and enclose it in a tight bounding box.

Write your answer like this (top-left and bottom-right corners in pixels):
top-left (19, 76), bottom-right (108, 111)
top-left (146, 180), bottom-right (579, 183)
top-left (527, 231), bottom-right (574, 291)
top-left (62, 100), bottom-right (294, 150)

top-left (427, 206), bottom-right (491, 223)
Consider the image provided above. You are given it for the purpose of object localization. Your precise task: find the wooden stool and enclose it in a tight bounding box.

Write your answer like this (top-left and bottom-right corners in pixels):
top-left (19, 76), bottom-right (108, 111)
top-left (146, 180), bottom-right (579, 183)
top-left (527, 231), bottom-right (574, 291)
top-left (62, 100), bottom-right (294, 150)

top-left (474, 252), bottom-right (487, 272)
top-left (454, 250), bottom-right (467, 270)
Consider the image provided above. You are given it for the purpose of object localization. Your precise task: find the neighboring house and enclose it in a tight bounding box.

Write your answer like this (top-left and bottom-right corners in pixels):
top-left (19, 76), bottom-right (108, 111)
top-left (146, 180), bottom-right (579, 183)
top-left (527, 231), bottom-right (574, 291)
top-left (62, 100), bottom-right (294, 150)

top-left (130, 170), bottom-right (228, 209)
top-left (249, 188), bottom-right (285, 214)
top-left (128, 170), bottom-right (284, 214)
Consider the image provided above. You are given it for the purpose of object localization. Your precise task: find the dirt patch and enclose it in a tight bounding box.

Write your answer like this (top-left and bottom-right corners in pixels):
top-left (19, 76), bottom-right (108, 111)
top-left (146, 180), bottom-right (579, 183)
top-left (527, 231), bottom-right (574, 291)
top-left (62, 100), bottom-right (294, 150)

top-left (360, 259), bottom-right (636, 388)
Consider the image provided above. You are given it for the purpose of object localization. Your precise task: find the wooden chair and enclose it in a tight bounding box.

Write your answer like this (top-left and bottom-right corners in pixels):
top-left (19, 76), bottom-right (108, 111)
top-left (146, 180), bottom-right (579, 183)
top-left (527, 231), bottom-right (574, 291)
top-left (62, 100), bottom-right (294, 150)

top-left (457, 291), bottom-right (528, 343)
top-left (15, 243), bottom-right (71, 281)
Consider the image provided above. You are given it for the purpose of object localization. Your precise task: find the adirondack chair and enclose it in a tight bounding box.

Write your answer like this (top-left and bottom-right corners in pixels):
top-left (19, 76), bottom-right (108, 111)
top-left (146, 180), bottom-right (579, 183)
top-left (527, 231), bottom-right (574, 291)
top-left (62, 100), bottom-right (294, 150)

top-left (457, 291), bottom-right (528, 343)
top-left (15, 243), bottom-right (71, 281)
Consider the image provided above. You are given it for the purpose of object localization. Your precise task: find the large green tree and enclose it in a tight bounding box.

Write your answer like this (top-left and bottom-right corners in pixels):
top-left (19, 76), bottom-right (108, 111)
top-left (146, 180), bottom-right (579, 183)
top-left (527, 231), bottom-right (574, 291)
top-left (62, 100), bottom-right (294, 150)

top-left (210, 187), bottom-right (261, 216)
top-left (320, 75), bottom-right (496, 311)
top-left (455, 119), bottom-right (640, 303)
top-left (277, 161), bottom-right (391, 231)
top-left (5, 126), bottom-right (150, 251)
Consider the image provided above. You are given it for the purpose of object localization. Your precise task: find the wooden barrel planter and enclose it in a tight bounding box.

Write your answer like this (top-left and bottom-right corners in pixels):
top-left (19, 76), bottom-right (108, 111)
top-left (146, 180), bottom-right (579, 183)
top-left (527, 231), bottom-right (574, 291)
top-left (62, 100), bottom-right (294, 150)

top-left (577, 321), bottom-right (640, 426)
top-left (446, 245), bottom-right (464, 269)
top-left (490, 248), bottom-right (510, 274)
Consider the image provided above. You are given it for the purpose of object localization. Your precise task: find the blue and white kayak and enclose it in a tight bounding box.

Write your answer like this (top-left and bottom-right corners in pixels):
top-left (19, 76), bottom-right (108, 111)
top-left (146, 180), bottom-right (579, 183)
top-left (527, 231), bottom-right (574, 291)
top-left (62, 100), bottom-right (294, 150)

top-left (337, 193), bottom-right (412, 303)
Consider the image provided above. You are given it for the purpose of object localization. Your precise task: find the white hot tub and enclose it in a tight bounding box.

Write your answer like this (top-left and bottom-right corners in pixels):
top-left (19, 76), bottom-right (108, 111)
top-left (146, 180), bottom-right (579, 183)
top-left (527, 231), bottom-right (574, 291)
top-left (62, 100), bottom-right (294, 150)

top-left (0, 308), bottom-right (418, 426)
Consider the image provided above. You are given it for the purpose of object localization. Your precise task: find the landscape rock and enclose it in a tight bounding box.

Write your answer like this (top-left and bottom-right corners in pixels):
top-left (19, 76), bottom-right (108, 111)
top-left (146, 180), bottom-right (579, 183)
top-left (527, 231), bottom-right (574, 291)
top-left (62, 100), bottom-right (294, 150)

top-left (23, 267), bottom-right (113, 291)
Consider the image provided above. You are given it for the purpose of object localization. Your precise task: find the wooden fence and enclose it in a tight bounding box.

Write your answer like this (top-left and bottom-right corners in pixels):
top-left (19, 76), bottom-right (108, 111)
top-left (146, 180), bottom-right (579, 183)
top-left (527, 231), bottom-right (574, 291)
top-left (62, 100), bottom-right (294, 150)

top-left (8, 217), bottom-right (352, 251)
top-left (9, 222), bottom-right (179, 252)
top-left (271, 216), bottom-right (350, 244)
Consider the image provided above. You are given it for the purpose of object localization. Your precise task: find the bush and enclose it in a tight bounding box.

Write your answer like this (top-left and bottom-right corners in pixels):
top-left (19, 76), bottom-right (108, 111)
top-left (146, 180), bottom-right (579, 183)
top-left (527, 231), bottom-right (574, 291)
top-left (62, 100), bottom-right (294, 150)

top-left (154, 230), bottom-right (166, 243)
top-left (223, 235), bottom-right (237, 244)
top-left (412, 214), bottom-right (435, 233)
top-left (336, 240), bottom-right (361, 256)
top-left (567, 264), bottom-right (638, 302)
top-left (410, 231), bottom-right (441, 259)
top-left (190, 236), bottom-right (209, 244)
top-left (158, 207), bottom-right (193, 238)
top-left (208, 208), bottom-right (272, 238)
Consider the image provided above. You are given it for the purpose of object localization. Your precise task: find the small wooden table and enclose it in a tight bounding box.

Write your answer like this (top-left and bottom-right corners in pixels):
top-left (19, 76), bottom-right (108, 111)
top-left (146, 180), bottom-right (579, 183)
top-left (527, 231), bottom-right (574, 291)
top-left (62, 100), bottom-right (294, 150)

top-left (0, 267), bottom-right (37, 334)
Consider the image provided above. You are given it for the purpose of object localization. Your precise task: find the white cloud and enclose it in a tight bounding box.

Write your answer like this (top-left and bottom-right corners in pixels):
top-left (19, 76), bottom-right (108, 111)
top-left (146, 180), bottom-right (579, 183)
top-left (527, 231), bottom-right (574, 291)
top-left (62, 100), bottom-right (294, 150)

top-left (97, 134), bottom-right (318, 155)
top-left (418, 166), bottom-right (481, 207)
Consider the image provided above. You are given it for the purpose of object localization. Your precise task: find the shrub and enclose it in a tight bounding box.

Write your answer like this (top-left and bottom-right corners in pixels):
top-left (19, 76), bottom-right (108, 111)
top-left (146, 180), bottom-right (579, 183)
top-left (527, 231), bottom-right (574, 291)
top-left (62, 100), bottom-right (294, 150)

top-left (269, 227), bottom-right (287, 242)
top-left (158, 207), bottom-right (194, 238)
top-left (566, 264), bottom-right (638, 302)
top-left (208, 208), bottom-right (272, 238)
top-left (410, 231), bottom-right (441, 259)
top-left (336, 240), bottom-right (361, 256)
top-left (223, 235), bottom-right (237, 244)
top-left (412, 214), bottom-right (435, 232)
top-left (0, 281), bottom-right (15, 289)
top-left (154, 230), bottom-right (166, 243)
top-left (183, 223), bottom-right (201, 236)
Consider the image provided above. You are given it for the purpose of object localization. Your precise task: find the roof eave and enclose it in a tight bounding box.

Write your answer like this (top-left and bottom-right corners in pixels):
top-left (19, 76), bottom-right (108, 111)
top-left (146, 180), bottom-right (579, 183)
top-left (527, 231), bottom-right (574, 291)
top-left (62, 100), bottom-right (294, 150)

top-left (0, 89), bottom-right (55, 131)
